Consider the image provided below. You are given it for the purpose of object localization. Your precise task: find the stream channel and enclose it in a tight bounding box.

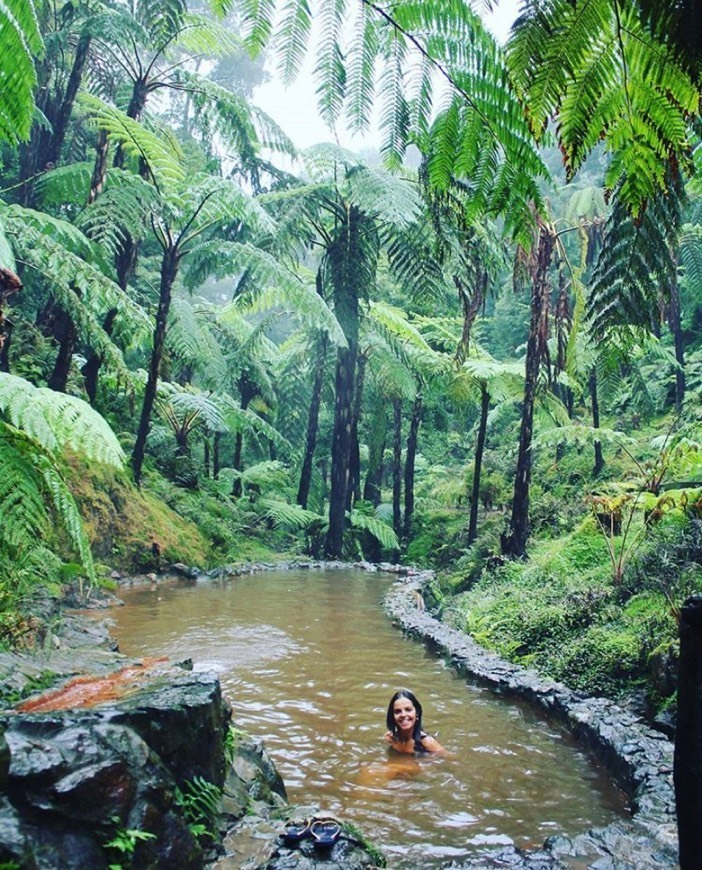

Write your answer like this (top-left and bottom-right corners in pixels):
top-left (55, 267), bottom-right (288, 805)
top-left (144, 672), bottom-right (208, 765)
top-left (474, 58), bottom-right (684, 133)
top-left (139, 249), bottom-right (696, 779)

top-left (106, 567), bottom-right (629, 867)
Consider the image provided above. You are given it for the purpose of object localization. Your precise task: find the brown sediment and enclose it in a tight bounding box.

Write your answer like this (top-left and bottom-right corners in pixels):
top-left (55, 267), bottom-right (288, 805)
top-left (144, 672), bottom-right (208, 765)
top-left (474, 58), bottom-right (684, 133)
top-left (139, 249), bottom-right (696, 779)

top-left (17, 657), bottom-right (170, 713)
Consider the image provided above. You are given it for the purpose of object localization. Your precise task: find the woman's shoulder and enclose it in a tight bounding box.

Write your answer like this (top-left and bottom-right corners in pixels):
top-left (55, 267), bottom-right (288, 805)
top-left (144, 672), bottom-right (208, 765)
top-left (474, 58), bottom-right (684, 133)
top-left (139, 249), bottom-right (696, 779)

top-left (418, 732), bottom-right (445, 753)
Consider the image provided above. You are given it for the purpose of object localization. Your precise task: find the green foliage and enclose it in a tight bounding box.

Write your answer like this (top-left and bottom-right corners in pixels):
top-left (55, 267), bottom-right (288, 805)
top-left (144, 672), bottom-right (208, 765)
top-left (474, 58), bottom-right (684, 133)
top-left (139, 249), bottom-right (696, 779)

top-left (104, 821), bottom-right (157, 869)
top-left (173, 776), bottom-right (222, 844)
top-left (0, 0), bottom-right (43, 143)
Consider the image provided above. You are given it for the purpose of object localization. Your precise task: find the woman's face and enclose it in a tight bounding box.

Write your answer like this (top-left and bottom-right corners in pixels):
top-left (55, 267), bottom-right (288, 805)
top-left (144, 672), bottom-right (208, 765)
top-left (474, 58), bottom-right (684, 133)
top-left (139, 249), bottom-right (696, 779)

top-left (392, 696), bottom-right (417, 734)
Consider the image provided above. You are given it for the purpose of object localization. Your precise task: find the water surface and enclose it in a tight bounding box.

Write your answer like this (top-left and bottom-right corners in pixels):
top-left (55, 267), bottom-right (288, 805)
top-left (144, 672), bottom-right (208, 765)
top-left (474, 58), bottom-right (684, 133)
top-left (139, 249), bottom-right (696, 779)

top-left (107, 569), bottom-right (627, 866)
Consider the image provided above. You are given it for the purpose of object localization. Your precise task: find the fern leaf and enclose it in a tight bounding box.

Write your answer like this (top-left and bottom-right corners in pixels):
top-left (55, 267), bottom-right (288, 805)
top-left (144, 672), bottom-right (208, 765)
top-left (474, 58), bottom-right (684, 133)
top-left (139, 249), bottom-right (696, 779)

top-left (349, 510), bottom-right (399, 550)
top-left (0, 373), bottom-right (124, 466)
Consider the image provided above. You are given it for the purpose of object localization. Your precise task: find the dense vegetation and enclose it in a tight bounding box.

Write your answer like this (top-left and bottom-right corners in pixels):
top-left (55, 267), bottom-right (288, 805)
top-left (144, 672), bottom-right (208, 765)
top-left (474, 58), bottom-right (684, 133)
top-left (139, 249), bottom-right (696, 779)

top-left (1, 0), bottom-right (701, 719)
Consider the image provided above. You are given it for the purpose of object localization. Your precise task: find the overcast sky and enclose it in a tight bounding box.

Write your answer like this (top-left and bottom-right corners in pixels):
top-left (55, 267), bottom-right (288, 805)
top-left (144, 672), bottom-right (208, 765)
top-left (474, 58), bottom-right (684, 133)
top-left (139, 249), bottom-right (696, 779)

top-left (253, 0), bottom-right (521, 152)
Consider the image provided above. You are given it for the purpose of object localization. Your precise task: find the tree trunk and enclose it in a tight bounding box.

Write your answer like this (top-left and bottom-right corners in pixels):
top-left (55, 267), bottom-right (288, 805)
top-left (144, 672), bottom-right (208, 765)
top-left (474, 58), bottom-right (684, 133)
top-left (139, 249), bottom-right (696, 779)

top-left (213, 432), bottom-right (221, 479)
top-left (232, 375), bottom-right (257, 498)
top-left (455, 271), bottom-right (488, 364)
top-left (675, 595), bottom-right (702, 869)
top-left (403, 392), bottom-right (422, 543)
top-left (468, 385), bottom-right (490, 545)
top-left (297, 335), bottom-right (327, 509)
top-left (348, 354), bottom-right (366, 508)
top-left (590, 367), bottom-right (605, 477)
top-left (501, 224), bottom-right (555, 559)
top-left (392, 398), bottom-right (403, 539)
top-left (47, 308), bottom-right (77, 392)
top-left (363, 396), bottom-right (386, 507)
top-left (204, 437), bottom-right (210, 477)
top-left (132, 246), bottom-right (179, 484)
top-left (88, 130), bottom-right (110, 205)
top-left (325, 207), bottom-right (362, 559)
top-left (669, 270), bottom-right (686, 413)
top-left (82, 307), bottom-right (117, 405)
top-left (46, 32), bottom-right (92, 168)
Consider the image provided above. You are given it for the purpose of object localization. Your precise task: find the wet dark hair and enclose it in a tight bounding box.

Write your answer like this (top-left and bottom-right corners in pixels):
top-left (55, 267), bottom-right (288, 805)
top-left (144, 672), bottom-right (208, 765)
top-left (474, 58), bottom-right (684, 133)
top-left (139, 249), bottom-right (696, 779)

top-left (386, 689), bottom-right (424, 748)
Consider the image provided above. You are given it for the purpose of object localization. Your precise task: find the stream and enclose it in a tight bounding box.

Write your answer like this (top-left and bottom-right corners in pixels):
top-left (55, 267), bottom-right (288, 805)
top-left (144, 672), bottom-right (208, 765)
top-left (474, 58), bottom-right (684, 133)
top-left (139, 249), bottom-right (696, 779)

top-left (106, 568), bottom-right (628, 866)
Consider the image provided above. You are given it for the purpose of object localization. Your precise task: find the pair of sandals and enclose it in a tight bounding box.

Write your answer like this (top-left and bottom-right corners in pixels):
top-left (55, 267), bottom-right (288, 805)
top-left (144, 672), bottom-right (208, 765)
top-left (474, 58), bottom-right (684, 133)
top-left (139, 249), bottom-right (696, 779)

top-left (282, 815), bottom-right (342, 848)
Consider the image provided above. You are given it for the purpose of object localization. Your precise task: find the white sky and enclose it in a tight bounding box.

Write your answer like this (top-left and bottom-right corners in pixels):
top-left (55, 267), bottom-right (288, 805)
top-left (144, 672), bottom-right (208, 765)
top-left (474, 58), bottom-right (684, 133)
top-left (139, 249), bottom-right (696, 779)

top-left (253, 0), bottom-right (521, 152)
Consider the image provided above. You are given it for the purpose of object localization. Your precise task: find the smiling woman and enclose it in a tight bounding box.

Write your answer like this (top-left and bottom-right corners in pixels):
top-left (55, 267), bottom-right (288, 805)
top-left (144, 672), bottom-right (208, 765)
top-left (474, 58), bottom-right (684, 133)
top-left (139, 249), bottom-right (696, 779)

top-left (384, 688), bottom-right (445, 754)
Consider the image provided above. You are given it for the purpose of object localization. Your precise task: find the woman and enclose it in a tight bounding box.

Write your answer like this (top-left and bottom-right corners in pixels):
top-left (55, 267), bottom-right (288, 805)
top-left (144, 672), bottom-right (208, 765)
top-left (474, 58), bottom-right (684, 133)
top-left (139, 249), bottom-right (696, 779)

top-left (384, 689), bottom-right (445, 754)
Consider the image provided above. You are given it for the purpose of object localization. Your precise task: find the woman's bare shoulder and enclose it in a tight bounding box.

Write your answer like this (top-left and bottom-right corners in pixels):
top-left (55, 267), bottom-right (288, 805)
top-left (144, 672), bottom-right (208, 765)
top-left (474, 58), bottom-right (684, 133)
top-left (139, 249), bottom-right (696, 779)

top-left (419, 733), bottom-right (446, 754)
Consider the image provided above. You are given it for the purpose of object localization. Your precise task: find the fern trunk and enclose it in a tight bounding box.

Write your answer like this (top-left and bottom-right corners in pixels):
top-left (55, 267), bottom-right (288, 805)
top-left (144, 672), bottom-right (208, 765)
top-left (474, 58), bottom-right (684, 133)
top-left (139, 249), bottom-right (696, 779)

top-left (82, 308), bottom-right (117, 405)
top-left (590, 368), bottom-right (605, 477)
top-left (403, 392), bottom-right (422, 543)
top-left (501, 225), bottom-right (555, 559)
top-left (47, 308), bottom-right (77, 393)
top-left (468, 385), bottom-right (490, 545)
top-left (132, 246), bottom-right (179, 484)
top-left (363, 396), bottom-right (386, 507)
top-left (348, 354), bottom-right (366, 509)
top-left (392, 398), bottom-right (402, 539)
top-left (325, 207), bottom-right (361, 559)
top-left (669, 270), bottom-right (686, 412)
top-left (297, 336), bottom-right (327, 509)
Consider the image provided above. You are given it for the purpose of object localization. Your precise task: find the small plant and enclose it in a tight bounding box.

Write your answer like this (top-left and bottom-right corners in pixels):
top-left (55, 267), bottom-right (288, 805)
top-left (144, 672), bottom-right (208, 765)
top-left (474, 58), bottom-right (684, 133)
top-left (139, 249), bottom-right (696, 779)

top-left (104, 820), bottom-right (156, 869)
top-left (173, 776), bottom-right (222, 843)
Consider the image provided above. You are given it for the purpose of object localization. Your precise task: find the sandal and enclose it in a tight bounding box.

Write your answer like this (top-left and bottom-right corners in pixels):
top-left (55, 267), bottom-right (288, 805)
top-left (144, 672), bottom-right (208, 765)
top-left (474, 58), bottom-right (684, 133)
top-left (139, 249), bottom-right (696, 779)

top-left (310, 816), bottom-right (341, 848)
top-left (282, 818), bottom-right (312, 843)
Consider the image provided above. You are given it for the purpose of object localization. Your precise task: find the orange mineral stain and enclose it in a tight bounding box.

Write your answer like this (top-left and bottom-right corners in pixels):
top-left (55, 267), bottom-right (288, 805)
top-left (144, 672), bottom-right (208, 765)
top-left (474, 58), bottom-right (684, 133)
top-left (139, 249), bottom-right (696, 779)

top-left (17, 657), bottom-right (170, 713)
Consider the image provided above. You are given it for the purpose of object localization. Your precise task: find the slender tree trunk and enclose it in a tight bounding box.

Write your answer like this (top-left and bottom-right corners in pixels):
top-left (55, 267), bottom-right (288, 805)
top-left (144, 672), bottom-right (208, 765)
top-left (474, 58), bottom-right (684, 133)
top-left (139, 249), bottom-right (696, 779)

top-left (204, 437), bottom-right (210, 477)
top-left (403, 392), bottom-right (422, 543)
top-left (669, 270), bottom-right (686, 413)
top-left (392, 398), bottom-right (403, 539)
top-left (501, 224), bottom-right (555, 559)
top-left (132, 246), bottom-right (179, 484)
top-left (348, 354), bottom-right (366, 509)
top-left (675, 595), bottom-right (702, 870)
top-left (455, 271), bottom-right (488, 364)
top-left (0, 267), bottom-right (21, 371)
top-left (232, 376), bottom-right (257, 498)
top-left (590, 368), bottom-right (605, 477)
top-left (325, 207), bottom-right (362, 559)
top-left (88, 130), bottom-right (110, 205)
top-left (213, 432), bottom-right (221, 479)
top-left (47, 308), bottom-right (77, 392)
top-left (363, 396), bottom-right (386, 506)
top-left (297, 335), bottom-right (327, 509)
top-left (468, 385), bottom-right (490, 545)
top-left (82, 308), bottom-right (117, 405)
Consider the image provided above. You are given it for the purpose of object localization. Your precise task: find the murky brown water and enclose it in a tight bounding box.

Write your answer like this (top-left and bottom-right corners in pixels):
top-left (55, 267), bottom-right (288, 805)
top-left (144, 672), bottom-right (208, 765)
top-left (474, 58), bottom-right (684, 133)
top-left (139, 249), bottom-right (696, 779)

top-left (107, 568), bottom-right (628, 866)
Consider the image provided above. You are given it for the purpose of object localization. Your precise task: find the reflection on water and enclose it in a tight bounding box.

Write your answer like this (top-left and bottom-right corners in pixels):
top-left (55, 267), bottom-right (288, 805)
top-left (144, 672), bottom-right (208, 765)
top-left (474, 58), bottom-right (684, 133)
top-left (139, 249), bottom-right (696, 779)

top-left (107, 569), bottom-right (628, 866)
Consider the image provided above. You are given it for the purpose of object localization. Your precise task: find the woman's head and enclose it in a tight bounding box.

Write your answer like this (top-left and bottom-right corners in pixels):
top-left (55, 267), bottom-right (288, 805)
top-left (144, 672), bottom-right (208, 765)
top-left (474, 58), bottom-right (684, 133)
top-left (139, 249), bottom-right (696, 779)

top-left (386, 689), bottom-right (423, 739)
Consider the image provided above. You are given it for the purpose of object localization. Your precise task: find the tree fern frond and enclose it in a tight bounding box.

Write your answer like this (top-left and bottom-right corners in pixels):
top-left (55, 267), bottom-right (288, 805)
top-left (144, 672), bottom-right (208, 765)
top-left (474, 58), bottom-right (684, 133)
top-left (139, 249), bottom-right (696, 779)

top-left (0, 0), bottom-right (43, 143)
top-left (80, 94), bottom-right (185, 190)
top-left (588, 187), bottom-right (681, 337)
top-left (0, 373), bottom-right (124, 466)
top-left (0, 423), bottom-right (49, 548)
top-left (314, 0), bottom-right (347, 126)
top-left (259, 497), bottom-right (321, 529)
top-left (194, 241), bottom-right (345, 345)
top-left (175, 12), bottom-right (243, 56)
top-left (275, 0), bottom-right (312, 86)
top-left (38, 457), bottom-right (96, 583)
top-left (136, 0), bottom-right (187, 46)
top-left (349, 509), bottom-right (398, 550)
